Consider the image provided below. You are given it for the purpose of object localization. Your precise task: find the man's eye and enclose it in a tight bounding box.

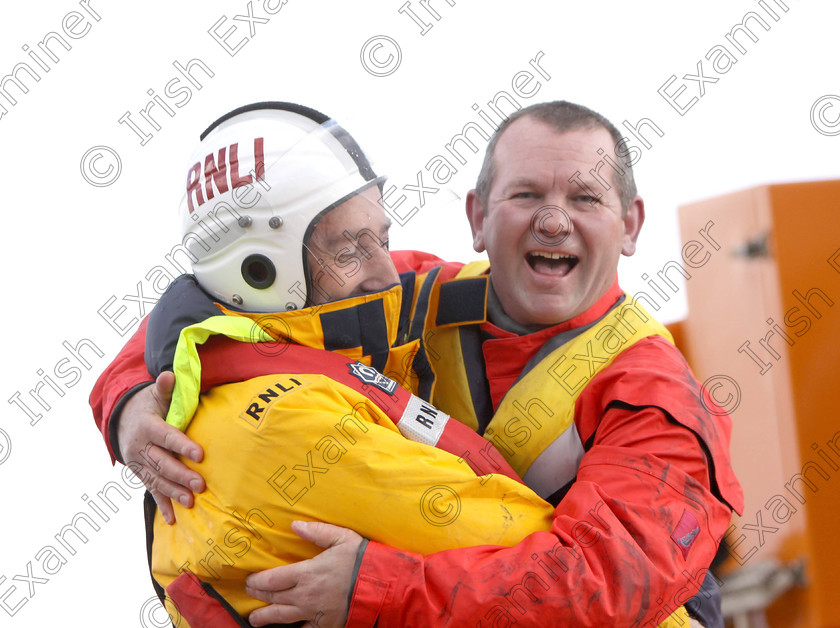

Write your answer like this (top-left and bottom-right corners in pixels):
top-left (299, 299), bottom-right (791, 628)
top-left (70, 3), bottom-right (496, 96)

top-left (381, 239), bottom-right (390, 251)
top-left (512, 192), bottom-right (535, 199)
top-left (575, 195), bottom-right (601, 204)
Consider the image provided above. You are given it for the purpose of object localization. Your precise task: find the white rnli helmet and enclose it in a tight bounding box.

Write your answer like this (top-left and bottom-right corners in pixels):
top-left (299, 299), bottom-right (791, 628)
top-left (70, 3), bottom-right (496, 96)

top-left (179, 102), bottom-right (383, 312)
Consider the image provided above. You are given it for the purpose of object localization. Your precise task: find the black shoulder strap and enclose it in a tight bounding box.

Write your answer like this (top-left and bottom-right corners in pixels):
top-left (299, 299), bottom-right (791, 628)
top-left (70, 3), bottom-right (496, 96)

top-left (408, 267), bottom-right (441, 342)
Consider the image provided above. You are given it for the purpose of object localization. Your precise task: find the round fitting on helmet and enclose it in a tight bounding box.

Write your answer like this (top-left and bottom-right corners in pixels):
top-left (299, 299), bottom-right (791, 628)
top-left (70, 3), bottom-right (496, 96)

top-left (241, 254), bottom-right (276, 290)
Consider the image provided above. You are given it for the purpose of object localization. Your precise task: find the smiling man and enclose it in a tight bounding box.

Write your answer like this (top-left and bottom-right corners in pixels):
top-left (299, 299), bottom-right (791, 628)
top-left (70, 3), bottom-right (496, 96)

top-left (468, 119), bottom-right (642, 328)
top-left (243, 102), bottom-right (743, 628)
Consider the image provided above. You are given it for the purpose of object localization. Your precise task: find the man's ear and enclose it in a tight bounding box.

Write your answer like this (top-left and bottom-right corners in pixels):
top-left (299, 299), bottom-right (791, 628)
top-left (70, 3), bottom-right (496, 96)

top-left (621, 195), bottom-right (645, 257)
top-left (465, 189), bottom-right (487, 253)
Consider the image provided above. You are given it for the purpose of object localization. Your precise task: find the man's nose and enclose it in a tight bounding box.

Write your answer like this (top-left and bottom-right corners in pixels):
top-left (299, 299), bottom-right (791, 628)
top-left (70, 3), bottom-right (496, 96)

top-left (530, 204), bottom-right (573, 247)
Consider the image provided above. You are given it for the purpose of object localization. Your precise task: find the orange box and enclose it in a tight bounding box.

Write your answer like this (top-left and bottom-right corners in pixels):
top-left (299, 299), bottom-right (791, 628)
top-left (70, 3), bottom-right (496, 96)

top-left (676, 180), bottom-right (840, 627)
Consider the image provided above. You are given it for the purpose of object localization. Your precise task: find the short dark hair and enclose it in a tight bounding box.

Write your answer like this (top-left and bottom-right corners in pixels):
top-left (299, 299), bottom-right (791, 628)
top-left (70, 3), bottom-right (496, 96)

top-left (474, 101), bottom-right (637, 212)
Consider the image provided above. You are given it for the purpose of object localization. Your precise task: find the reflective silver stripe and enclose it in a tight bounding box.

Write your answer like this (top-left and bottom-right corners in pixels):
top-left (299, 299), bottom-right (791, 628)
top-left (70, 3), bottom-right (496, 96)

top-left (522, 422), bottom-right (585, 499)
top-left (397, 394), bottom-right (449, 447)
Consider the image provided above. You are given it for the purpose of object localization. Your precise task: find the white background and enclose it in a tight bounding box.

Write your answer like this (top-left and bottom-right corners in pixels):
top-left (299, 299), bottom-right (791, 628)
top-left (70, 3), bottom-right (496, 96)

top-left (0, 0), bottom-right (837, 625)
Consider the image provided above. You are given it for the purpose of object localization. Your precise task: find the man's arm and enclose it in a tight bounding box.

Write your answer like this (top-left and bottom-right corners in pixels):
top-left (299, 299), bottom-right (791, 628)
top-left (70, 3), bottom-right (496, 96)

top-left (89, 317), bottom-right (153, 463)
top-left (390, 249), bottom-right (446, 274)
top-left (245, 342), bottom-right (740, 627)
top-left (344, 405), bottom-right (729, 627)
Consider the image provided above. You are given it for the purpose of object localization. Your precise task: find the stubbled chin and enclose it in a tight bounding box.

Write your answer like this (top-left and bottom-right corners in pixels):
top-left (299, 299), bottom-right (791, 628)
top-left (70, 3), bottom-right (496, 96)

top-left (497, 279), bottom-right (584, 326)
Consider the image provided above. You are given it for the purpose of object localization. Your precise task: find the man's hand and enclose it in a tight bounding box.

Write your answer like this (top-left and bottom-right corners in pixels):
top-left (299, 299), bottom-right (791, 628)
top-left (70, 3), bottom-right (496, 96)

top-left (118, 371), bottom-right (205, 524)
top-left (246, 521), bottom-right (363, 628)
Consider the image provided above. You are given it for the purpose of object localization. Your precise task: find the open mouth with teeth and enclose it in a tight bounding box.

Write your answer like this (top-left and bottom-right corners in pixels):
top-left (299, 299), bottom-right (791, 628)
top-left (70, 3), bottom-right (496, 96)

top-left (526, 251), bottom-right (579, 276)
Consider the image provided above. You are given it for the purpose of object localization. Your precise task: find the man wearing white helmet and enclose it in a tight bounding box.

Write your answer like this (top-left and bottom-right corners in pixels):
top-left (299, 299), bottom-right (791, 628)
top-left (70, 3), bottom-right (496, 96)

top-left (180, 101), bottom-right (396, 312)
